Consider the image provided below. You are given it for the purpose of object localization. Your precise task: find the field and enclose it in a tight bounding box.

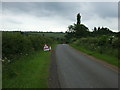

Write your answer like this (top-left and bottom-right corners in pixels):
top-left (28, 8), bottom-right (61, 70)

top-left (28, 32), bottom-right (66, 39)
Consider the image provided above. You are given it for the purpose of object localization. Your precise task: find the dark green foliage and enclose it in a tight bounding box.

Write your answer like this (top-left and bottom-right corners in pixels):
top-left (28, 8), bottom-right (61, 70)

top-left (65, 13), bottom-right (117, 40)
top-left (73, 35), bottom-right (118, 57)
top-left (2, 31), bottom-right (53, 63)
top-left (65, 25), bottom-right (75, 39)
top-left (65, 13), bottom-right (89, 39)
top-left (74, 24), bottom-right (89, 38)
top-left (65, 13), bottom-right (117, 46)
top-left (94, 27), bottom-right (97, 31)
top-left (92, 27), bottom-right (113, 36)
top-left (2, 32), bottom-right (33, 60)
top-left (65, 23), bottom-right (89, 40)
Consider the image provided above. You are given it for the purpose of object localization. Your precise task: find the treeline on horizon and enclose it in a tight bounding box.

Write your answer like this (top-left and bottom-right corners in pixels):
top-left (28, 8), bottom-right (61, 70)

top-left (65, 13), bottom-right (119, 40)
top-left (2, 31), bottom-right (65, 33)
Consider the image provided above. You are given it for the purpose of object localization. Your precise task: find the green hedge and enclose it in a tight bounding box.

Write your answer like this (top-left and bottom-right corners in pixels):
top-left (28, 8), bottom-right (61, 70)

top-left (2, 31), bottom-right (53, 62)
top-left (73, 35), bottom-right (119, 57)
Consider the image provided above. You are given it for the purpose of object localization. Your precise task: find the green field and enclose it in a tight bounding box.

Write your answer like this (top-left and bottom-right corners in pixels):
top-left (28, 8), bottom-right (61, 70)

top-left (28, 32), bottom-right (66, 39)
top-left (71, 44), bottom-right (119, 67)
top-left (3, 51), bottom-right (51, 88)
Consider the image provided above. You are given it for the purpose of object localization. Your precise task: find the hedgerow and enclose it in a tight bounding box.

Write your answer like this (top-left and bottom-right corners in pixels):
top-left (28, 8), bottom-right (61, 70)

top-left (73, 35), bottom-right (119, 58)
top-left (2, 31), bottom-right (53, 63)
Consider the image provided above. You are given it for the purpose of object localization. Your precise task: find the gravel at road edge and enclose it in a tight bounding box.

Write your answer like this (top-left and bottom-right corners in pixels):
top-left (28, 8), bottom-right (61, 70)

top-left (48, 48), bottom-right (61, 88)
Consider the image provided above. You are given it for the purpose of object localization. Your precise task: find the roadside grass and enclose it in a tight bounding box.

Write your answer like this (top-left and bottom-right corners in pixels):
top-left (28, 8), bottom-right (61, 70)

top-left (3, 51), bottom-right (51, 88)
top-left (71, 44), bottom-right (119, 67)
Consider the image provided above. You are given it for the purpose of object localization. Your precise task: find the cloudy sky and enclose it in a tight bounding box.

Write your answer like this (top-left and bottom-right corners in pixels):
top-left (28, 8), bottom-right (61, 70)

top-left (1, 2), bottom-right (118, 32)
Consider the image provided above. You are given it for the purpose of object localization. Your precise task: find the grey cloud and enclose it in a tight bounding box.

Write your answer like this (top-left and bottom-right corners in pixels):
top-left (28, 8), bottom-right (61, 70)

top-left (2, 2), bottom-right (117, 21)
top-left (2, 2), bottom-right (81, 21)
top-left (91, 2), bottom-right (118, 18)
top-left (2, 2), bottom-right (117, 18)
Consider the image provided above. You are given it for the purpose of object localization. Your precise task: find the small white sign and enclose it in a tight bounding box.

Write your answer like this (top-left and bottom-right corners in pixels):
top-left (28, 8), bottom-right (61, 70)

top-left (44, 44), bottom-right (49, 51)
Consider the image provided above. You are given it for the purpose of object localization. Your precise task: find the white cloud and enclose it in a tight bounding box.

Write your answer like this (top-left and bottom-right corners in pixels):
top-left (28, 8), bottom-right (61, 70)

top-left (2, 11), bottom-right (70, 32)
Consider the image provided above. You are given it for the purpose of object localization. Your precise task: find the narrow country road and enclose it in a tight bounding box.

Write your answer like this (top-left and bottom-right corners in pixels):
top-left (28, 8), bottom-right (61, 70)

top-left (55, 44), bottom-right (118, 88)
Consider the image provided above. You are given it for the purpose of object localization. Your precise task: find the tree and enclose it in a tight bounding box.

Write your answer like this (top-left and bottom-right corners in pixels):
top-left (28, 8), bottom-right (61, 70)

top-left (92, 27), bottom-right (113, 36)
top-left (74, 24), bottom-right (89, 38)
top-left (65, 25), bottom-right (75, 40)
top-left (93, 27), bottom-right (97, 31)
top-left (68, 25), bottom-right (74, 33)
top-left (77, 13), bottom-right (81, 24)
top-left (98, 27), bottom-right (101, 31)
top-left (65, 13), bottom-right (89, 39)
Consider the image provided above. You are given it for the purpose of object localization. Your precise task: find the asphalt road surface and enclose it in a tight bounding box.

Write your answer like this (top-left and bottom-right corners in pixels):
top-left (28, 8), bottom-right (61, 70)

top-left (55, 44), bottom-right (118, 88)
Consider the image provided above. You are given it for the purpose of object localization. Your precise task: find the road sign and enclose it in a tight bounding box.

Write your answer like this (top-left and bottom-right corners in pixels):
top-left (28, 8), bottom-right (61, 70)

top-left (44, 44), bottom-right (49, 51)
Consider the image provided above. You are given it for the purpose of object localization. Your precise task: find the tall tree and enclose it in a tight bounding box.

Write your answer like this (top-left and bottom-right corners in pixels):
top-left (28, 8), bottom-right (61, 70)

top-left (77, 13), bottom-right (81, 24)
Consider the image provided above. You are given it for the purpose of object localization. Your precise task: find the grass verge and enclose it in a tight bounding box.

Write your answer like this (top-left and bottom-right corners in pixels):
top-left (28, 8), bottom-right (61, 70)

top-left (3, 50), bottom-right (51, 88)
top-left (71, 44), bottom-right (119, 67)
